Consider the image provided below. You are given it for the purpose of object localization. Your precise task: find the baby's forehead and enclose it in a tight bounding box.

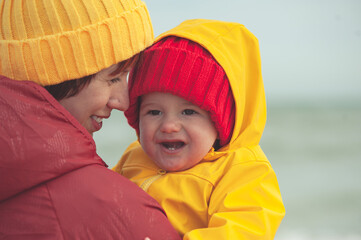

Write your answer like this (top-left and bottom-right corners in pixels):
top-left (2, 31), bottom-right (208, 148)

top-left (140, 92), bottom-right (200, 108)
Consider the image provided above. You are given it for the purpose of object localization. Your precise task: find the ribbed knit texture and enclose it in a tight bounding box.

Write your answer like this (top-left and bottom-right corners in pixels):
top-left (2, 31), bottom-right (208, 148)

top-left (0, 0), bottom-right (154, 86)
top-left (125, 37), bottom-right (235, 146)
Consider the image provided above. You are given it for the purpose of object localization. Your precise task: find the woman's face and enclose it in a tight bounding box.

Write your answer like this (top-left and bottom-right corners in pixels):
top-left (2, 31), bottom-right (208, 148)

top-left (59, 64), bottom-right (130, 135)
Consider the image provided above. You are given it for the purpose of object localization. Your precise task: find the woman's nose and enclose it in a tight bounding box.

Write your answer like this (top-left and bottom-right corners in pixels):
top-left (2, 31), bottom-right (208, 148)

top-left (107, 84), bottom-right (129, 111)
top-left (160, 115), bottom-right (181, 133)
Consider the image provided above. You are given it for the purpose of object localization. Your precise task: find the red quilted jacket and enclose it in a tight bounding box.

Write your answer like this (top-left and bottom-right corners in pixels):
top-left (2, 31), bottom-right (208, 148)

top-left (0, 76), bottom-right (180, 240)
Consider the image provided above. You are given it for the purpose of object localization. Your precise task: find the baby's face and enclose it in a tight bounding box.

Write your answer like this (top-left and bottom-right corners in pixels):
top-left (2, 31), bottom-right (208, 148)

top-left (139, 92), bottom-right (218, 172)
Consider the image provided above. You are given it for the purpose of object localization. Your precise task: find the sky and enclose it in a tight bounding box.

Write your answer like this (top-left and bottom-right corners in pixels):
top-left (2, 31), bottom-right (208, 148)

top-left (144, 0), bottom-right (361, 104)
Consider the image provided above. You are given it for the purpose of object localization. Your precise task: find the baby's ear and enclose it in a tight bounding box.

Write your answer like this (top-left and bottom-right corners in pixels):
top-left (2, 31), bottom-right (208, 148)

top-left (213, 139), bottom-right (221, 151)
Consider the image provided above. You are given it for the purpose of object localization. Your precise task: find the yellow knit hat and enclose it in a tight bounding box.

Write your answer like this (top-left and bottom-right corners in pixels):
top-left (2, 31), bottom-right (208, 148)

top-left (0, 0), bottom-right (154, 86)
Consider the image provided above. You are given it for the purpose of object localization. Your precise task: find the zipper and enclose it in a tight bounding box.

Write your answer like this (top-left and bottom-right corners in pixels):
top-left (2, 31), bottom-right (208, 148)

top-left (140, 169), bottom-right (167, 192)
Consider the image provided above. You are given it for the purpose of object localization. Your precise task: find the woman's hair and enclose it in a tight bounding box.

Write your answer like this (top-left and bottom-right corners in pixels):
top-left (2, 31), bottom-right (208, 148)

top-left (45, 55), bottom-right (139, 101)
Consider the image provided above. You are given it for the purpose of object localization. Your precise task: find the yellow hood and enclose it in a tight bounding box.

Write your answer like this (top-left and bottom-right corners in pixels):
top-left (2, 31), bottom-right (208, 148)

top-left (156, 19), bottom-right (266, 153)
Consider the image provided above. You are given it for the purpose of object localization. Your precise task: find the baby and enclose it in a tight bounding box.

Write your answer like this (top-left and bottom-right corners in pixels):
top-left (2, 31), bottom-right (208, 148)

top-left (114, 19), bottom-right (285, 239)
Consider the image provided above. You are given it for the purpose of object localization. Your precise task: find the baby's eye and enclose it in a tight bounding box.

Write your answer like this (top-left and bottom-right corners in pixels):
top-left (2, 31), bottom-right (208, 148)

top-left (182, 109), bottom-right (197, 115)
top-left (148, 110), bottom-right (161, 115)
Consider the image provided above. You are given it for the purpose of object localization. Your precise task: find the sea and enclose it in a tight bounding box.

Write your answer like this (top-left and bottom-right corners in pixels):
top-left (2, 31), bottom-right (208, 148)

top-left (94, 100), bottom-right (361, 240)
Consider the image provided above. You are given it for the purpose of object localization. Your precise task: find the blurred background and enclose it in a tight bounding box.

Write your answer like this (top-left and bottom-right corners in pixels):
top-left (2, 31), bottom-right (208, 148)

top-left (94, 1), bottom-right (361, 239)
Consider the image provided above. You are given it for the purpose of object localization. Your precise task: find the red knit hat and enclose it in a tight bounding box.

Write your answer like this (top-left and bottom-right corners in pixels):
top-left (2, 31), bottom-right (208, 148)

top-left (125, 36), bottom-right (235, 146)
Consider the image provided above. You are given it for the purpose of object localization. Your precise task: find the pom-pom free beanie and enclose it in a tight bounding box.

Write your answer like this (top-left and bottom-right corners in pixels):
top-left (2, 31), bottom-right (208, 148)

top-left (125, 36), bottom-right (235, 146)
top-left (0, 0), bottom-right (154, 86)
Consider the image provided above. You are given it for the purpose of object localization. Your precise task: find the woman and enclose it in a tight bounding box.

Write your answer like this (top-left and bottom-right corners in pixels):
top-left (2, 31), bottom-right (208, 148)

top-left (0, 0), bottom-right (180, 239)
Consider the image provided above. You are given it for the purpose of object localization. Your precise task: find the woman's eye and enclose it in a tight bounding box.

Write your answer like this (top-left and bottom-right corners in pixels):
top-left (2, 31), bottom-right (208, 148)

top-left (182, 109), bottom-right (197, 115)
top-left (148, 110), bottom-right (161, 115)
top-left (110, 78), bottom-right (121, 83)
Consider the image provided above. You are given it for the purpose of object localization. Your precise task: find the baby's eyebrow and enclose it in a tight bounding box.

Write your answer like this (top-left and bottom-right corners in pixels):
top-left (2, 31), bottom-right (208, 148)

top-left (140, 102), bottom-right (159, 108)
top-left (181, 102), bottom-right (199, 108)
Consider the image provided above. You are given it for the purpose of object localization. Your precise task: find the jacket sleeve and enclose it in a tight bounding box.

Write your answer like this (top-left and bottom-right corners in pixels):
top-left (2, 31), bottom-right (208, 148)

top-left (184, 159), bottom-right (285, 240)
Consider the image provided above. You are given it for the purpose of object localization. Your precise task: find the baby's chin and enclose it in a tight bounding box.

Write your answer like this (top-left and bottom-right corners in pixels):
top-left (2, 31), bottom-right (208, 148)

top-left (158, 163), bottom-right (193, 172)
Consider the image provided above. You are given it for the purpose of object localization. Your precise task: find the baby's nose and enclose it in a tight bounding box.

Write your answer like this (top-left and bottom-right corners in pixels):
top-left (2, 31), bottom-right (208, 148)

top-left (160, 116), bottom-right (181, 133)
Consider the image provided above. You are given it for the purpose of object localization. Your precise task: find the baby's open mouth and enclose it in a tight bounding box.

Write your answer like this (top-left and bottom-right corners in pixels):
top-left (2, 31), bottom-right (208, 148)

top-left (161, 142), bottom-right (185, 151)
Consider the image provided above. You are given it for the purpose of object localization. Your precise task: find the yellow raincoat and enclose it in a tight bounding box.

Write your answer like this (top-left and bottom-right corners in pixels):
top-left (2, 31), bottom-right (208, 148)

top-left (113, 19), bottom-right (285, 239)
